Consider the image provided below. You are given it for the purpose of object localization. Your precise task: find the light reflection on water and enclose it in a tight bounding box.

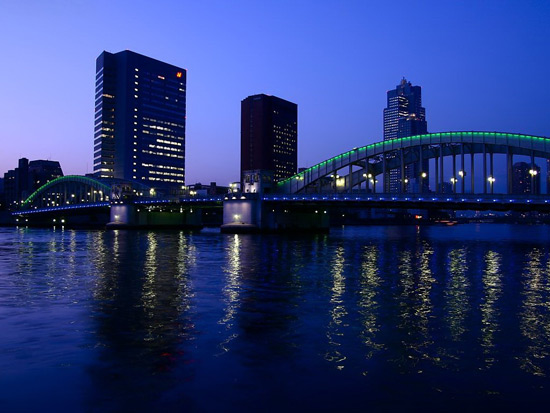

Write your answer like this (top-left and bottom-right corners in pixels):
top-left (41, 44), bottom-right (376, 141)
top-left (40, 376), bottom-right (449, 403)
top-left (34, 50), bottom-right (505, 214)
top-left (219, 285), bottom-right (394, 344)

top-left (480, 250), bottom-right (502, 368)
top-left (1, 225), bottom-right (550, 410)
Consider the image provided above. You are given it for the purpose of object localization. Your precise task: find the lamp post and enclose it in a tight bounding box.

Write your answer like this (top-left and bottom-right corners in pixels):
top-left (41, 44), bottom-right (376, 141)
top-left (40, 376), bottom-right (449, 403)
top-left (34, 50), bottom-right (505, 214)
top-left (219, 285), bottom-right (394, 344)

top-left (363, 173), bottom-right (373, 193)
top-left (529, 169), bottom-right (538, 195)
top-left (371, 178), bottom-right (378, 193)
top-left (458, 170), bottom-right (466, 194)
top-left (330, 174), bottom-right (339, 192)
top-left (450, 177), bottom-right (457, 193)
top-left (420, 172), bottom-right (427, 194)
top-left (487, 176), bottom-right (495, 194)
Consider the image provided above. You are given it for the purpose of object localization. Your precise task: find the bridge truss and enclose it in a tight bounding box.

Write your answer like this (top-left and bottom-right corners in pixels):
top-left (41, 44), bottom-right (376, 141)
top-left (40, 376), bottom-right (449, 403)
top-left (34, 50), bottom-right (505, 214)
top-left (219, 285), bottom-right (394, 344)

top-left (20, 175), bottom-right (113, 211)
top-left (277, 132), bottom-right (550, 195)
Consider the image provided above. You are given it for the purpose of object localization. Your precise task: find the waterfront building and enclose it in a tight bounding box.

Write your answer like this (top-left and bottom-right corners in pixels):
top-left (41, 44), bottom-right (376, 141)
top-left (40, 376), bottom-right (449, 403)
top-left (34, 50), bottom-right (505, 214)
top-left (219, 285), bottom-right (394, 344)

top-left (512, 161), bottom-right (540, 194)
top-left (94, 50), bottom-right (186, 191)
top-left (383, 78), bottom-right (428, 192)
top-left (2, 158), bottom-right (63, 210)
top-left (240, 94), bottom-right (297, 185)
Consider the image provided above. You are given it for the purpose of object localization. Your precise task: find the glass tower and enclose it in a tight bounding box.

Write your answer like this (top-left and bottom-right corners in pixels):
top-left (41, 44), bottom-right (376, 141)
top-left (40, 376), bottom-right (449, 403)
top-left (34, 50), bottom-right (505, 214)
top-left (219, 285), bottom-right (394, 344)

top-left (383, 78), bottom-right (428, 193)
top-left (94, 50), bottom-right (186, 190)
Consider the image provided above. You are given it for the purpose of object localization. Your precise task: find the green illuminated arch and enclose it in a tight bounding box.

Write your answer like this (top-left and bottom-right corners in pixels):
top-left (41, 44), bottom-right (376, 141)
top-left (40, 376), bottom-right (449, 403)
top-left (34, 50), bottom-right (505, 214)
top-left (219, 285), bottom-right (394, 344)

top-left (276, 131), bottom-right (550, 194)
top-left (21, 175), bottom-right (112, 209)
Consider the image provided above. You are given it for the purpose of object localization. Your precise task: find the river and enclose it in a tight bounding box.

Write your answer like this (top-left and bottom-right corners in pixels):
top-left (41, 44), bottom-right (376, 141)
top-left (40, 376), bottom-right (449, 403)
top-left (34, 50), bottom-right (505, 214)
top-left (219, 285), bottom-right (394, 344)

top-left (1, 224), bottom-right (549, 411)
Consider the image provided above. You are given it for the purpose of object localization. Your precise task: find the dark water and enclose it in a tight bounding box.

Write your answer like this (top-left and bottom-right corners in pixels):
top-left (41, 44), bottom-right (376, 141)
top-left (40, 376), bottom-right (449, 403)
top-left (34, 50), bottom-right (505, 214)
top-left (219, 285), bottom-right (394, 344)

top-left (1, 225), bottom-right (550, 411)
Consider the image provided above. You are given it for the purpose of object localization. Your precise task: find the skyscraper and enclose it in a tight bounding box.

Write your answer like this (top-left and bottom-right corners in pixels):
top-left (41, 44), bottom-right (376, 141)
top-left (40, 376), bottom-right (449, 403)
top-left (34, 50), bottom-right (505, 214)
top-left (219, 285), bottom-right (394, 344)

top-left (241, 94), bottom-right (298, 183)
top-left (94, 50), bottom-right (186, 190)
top-left (383, 78), bottom-right (428, 192)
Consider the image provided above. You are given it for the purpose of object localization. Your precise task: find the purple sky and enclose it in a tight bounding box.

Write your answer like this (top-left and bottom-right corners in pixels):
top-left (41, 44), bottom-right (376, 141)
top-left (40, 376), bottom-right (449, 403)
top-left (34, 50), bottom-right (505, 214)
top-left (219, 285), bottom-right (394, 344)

top-left (1, 0), bottom-right (549, 186)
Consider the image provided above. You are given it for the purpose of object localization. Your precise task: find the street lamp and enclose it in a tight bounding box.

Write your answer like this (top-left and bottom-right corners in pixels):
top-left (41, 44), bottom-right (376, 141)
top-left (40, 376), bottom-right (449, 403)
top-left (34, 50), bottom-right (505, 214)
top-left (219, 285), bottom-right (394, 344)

top-left (370, 179), bottom-right (378, 193)
top-left (363, 173), bottom-right (373, 192)
top-left (487, 176), bottom-right (496, 194)
top-left (529, 169), bottom-right (538, 176)
top-left (450, 177), bottom-right (457, 193)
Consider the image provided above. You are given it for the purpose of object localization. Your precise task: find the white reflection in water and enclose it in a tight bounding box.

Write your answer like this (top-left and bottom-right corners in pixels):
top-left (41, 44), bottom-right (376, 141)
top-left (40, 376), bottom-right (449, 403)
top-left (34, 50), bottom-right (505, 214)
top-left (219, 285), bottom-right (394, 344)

top-left (112, 230), bottom-right (120, 263)
top-left (91, 231), bottom-right (114, 302)
top-left (445, 248), bottom-right (470, 342)
top-left (175, 232), bottom-right (195, 313)
top-left (66, 230), bottom-right (77, 278)
top-left (218, 234), bottom-right (242, 353)
top-left (358, 245), bottom-right (383, 364)
top-left (325, 245), bottom-right (347, 369)
top-left (519, 248), bottom-right (550, 376)
top-left (480, 250), bottom-right (502, 367)
top-left (142, 232), bottom-right (158, 314)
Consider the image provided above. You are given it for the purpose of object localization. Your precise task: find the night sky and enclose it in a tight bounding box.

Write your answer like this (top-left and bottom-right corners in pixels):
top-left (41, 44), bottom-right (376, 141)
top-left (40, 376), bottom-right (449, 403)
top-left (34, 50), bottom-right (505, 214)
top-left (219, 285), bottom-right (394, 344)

top-left (1, 0), bottom-right (549, 186)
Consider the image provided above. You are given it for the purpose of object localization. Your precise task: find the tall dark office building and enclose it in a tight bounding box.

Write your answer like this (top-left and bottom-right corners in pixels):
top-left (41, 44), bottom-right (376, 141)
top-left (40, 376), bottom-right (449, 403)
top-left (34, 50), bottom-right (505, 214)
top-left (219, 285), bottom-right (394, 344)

top-left (512, 162), bottom-right (540, 194)
top-left (383, 78), bottom-right (428, 192)
top-left (94, 50), bottom-right (186, 189)
top-left (241, 94), bottom-right (298, 183)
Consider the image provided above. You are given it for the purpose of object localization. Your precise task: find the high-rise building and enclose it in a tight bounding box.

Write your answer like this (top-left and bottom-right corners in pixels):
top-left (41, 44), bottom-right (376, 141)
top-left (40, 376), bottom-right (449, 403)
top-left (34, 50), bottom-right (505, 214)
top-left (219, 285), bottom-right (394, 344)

top-left (512, 161), bottom-right (540, 194)
top-left (94, 50), bottom-right (186, 190)
top-left (241, 94), bottom-right (297, 184)
top-left (383, 78), bottom-right (428, 192)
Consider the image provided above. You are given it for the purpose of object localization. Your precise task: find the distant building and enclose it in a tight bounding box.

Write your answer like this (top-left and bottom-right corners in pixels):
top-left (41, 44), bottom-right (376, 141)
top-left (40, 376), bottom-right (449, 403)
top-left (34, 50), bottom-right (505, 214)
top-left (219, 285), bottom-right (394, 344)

top-left (2, 158), bottom-right (63, 209)
top-left (94, 50), bottom-right (186, 191)
top-left (383, 78), bottom-right (428, 192)
top-left (184, 182), bottom-right (229, 197)
top-left (512, 161), bottom-right (540, 194)
top-left (28, 160), bottom-right (63, 189)
top-left (241, 94), bottom-right (297, 184)
top-left (0, 177), bottom-right (4, 210)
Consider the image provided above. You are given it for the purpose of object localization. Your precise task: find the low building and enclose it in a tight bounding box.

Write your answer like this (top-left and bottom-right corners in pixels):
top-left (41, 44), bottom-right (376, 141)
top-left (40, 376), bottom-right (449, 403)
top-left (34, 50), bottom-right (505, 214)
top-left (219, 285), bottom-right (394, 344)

top-left (183, 182), bottom-right (229, 197)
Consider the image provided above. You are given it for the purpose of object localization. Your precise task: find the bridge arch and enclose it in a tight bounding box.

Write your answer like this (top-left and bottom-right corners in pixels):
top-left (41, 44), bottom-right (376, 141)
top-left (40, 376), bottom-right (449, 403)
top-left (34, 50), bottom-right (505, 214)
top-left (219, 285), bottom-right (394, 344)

top-left (20, 175), bottom-right (112, 210)
top-left (277, 131), bottom-right (550, 195)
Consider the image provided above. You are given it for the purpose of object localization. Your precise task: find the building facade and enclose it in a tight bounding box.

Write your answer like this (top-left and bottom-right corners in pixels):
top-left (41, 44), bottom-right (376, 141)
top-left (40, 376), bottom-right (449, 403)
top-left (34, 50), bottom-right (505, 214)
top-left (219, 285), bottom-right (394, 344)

top-left (512, 161), bottom-right (540, 194)
top-left (94, 50), bottom-right (186, 191)
top-left (2, 158), bottom-right (63, 210)
top-left (241, 94), bottom-right (297, 186)
top-left (383, 78), bottom-right (428, 192)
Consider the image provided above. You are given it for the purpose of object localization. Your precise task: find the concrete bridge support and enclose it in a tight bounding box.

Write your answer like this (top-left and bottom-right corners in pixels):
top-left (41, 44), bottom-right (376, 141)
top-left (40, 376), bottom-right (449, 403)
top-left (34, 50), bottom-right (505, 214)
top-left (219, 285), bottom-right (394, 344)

top-left (221, 195), bottom-right (329, 233)
top-left (109, 204), bottom-right (203, 229)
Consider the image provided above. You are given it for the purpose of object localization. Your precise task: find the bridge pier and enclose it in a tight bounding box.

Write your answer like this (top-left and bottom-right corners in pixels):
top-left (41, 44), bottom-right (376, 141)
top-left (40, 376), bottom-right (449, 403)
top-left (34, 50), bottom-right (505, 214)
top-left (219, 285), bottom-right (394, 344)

top-left (221, 195), bottom-right (329, 233)
top-left (108, 203), bottom-right (203, 229)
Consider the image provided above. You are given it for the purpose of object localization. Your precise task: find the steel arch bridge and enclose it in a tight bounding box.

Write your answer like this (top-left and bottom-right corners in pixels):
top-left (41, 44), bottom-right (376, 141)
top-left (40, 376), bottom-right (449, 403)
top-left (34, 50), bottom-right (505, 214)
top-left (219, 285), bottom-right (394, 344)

top-left (20, 175), bottom-right (113, 211)
top-left (277, 131), bottom-right (550, 195)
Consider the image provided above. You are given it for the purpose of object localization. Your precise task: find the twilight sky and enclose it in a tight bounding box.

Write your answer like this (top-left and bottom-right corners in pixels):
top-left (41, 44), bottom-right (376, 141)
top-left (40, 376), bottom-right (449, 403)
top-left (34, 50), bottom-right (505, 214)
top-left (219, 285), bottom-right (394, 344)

top-left (1, 0), bottom-right (549, 185)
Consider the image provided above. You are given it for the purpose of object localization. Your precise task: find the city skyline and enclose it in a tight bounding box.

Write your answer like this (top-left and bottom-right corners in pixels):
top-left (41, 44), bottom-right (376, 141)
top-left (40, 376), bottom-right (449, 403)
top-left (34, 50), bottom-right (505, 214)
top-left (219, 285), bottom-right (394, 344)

top-left (1, 1), bottom-right (549, 186)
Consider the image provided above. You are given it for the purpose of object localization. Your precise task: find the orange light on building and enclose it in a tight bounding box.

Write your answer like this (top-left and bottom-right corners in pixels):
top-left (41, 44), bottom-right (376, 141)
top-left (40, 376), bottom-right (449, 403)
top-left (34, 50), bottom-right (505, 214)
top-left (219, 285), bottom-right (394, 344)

top-left (176, 72), bottom-right (182, 78)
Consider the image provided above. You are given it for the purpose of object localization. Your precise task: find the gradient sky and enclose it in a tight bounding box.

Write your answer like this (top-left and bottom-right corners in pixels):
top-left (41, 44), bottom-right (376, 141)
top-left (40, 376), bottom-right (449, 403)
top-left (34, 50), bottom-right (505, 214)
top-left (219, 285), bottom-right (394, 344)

top-left (1, 0), bottom-right (549, 186)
